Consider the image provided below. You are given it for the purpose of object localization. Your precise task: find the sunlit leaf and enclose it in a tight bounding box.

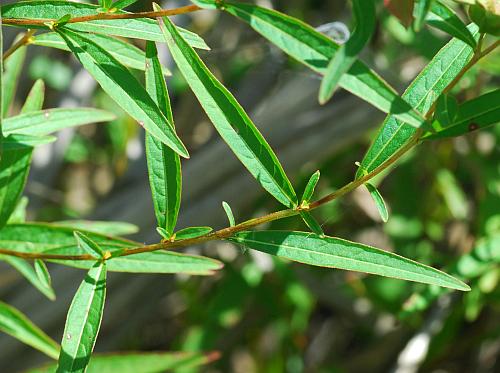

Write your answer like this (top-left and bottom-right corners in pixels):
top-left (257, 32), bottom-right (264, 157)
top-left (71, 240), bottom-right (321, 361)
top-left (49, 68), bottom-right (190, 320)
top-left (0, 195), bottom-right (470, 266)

top-left (3, 108), bottom-right (115, 137)
top-left (21, 80), bottom-right (46, 114)
top-left (2, 38), bottom-right (26, 117)
top-left (145, 41), bottom-right (181, 236)
top-left (57, 262), bottom-right (106, 373)
top-left (356, 24), bottom-right (479, 177)
top-left (230, 231), bottom-right (470, 290)
top-left (175, 226), bottom-right (213, 241)
top-left (365, 183), bottom-right (389, 222)
top-left (0, 255), bottom-right (56, 300)
top-left (56, 28), bottom-right (189, 158)
top-left (53, 220), bottom-right (139, 236)
top-left (0, 301), bottom-right (60, 359)
top-left (157, 9), bottom-right (298, 207)
top-left (414, 0), bottom-right (433, 31)
top-left (74, 232), bottom-right (105, 259)
top-left (301, 171), bottom-right (320, 204)
top-left (30, 33), bottom-right (171, 75)
top-left (319, 0), bottom-right (376, 104)
top-left (222, 201), bottom-right (236, 227)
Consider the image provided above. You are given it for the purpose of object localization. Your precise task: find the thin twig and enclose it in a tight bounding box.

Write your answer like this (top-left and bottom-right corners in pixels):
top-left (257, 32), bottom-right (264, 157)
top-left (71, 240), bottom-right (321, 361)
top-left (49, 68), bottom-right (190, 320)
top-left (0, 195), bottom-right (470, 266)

top-left (2, 29), bottom-right (36, 61)
top-left (2, 5), bottom-right (201, 27)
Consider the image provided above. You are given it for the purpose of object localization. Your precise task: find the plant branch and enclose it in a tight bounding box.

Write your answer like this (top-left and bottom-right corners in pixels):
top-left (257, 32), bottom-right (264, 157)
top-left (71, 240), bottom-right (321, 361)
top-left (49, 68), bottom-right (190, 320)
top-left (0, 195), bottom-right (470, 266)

top-left (2, 29), bottom-right (36, 61)
top-left (2, 5), bottom-right (201, 27)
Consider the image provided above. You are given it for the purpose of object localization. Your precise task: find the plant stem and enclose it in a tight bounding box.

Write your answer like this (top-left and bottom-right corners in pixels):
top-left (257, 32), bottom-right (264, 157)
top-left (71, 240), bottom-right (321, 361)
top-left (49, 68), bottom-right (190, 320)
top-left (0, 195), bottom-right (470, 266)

top-left (2, 29), bottom-right (35, 61)
top-left (2, 5), bottom-right (201, 27)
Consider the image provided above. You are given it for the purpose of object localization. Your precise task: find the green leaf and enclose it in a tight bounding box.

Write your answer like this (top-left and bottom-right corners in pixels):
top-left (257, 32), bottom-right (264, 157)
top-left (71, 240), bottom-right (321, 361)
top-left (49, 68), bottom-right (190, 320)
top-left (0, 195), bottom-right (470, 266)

top-left (56, 28), bottom-right (189, 158)
top-left (7, 196), bottom-right (28, 224)
top-left (222, 201), bottom-right (236, 227)
top-left (2, 1), bottom-right (210, 50)
top-left (95, 252), bottom-right (222, 275)
top-left (2, 38), bottom-right (26, 117)
top-left (301, 170), bottom-right (320, 204)
top-left (432, 93), bottom-right (459, 129)
top-left (426, 1), bottom-right (477, 48)
top-left (0, 223), bottom-right (136, 255)
top-left (53, 220), bottom-right (139, 236)
top-left (30, 33), bottom-right (171, 75)
top-left (2, 134), bottom-right (56, 149)
top-left (356, 24), bottom-right (479, 177)
top-left (157, 10), bottom-right (298, 208)
top-left (34, 259), bottom-right (53, 293)
top-left (156, 227), bottom-right (171, 240)
top-left (299, 211), bottom-right (324, 236)
top-left (175, 226), bottom-right (213, 241)
top-left (215, 1), bottom-right (425, 127)
top-left (74, 231), bottom-right (105, 259)
top-left (21, 80), bottom-right (46, 114)
top-left (0, 142), bottom-right (33, 229)
top-left (57, 262), bottom-right (106, 373)
top-left (230, 231), bottom-right (470, 290)
top-left (3, 108), bottom-right (115, 137)
top-left (414, 0), bottom-right (433, 31)
top-left (0, 255), bottom-right (56, 300)
top-left (1, 5), bottom-right (3, 126)
top-left (145, 41), bottom-right (181, 236)
top-left (365, 183), bottom-right (389, 222)
top-left (112, 0), bottom-right (140, 10)
top-left (27, 351), bottom-right (219, 373)
top-left (0, 301), bottom-right (60, 359)
top-left (319, 0), bottom-right (376, 104)
top-left (423, 88), bottom-right (500, 139)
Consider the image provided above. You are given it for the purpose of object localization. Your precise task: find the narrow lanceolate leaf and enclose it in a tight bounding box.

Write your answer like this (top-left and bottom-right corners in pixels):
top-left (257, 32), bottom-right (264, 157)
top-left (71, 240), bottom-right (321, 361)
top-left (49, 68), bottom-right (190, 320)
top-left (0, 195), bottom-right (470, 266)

top-left (27, 351), bottom-right (220, 373)
top-left (414, 0), bottom-right (433, 31)
top-left (74, 232), bottom-right (105, 259)
top-left (423, 88), bottom-right (500, 139)
top-left (112, 0), bottom-right (140, 10)
top-left (426, 1), bottom-right (477, 48)
top-left (2, 41), bottom-right (26, 117)
top-left (21, 80), bottom-right (46, 114)
top-left (319, 0), bottom-right (376, 104)
top-left (56, 251), bottom-right (223, 275)
top-left (30, 33), bottom-right (170, 75)
top-left (157, 11), bottom-right (298, 208)
top-left (145, 41), bottom-right (181, 236)
top-left (357, 24), bottom-right (479, 177)
top-left (2, 134), bottom-right (56, 149)
top-left (175, 226), bottom-right (213, 241)
top-left (222, 201), bottom-right (236, 227)
top-left (0, 79), bottom-right (45, 228)
top-left (214, 1), bottom-right (424, 127)
top-left (0, 255), bottom-right (56, 300)
top-left (0, 223), bottom-right (136, 255)
top-left (0, 301), bottom-right (60, 359)
top-left (299, 211), bottom-right (324, 236)
top-left (34, 260), bottom-right (53, 295)
top-left (1, 1), bottom-right (210, 50)
top-left (3, 108), bottom-right (114, 137)
top-left (0, 142), bottom-right (33, 229)
top-left (57, 262), bottom-right (106, 373)
top-left (301, 171), bottom-right (320, 204)
top-left (56, 28), bottom-right (189, 158)
top-left (230, 231), bottom-right (470, 290)
top-left (365, 183), bottom-right (389, 222)
top-left (54, 220), bottom-right (139, 236)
